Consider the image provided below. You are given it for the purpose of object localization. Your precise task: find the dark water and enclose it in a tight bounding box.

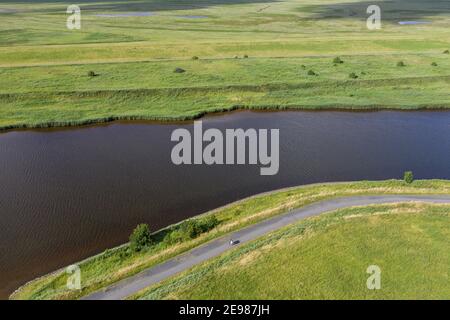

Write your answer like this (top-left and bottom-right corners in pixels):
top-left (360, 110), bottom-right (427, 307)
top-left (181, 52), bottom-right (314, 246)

top-left (1, 110), bottom-right (450, 299)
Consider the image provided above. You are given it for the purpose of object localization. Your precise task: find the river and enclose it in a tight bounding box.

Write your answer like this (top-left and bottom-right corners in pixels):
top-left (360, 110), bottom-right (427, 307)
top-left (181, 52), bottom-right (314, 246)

top-left (1, 110), bottom-right (449, 298)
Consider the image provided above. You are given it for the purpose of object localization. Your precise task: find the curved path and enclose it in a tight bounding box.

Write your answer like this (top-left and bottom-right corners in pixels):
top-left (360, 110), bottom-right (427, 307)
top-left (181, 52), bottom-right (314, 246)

top-left (83, 195), bottom-right (450, 300)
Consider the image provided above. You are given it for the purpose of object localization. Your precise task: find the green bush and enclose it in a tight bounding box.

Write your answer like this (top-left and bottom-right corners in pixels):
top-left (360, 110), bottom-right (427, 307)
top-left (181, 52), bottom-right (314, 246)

top-left (307, 70), bottom-right (316, 76)
top-left (174, 67), bottom-right (186, 73)
top-left (200, 215), bottom-right (220, 232)
top-left (180, 220), bottom-right (202, 239)
top-left (404, 171), bottom-right (414, 184)
top-left (333, 57), bottom-right (344, 64)
top-left (431, 62), bottom-right (438, 66)
top-left (118, 247), bottom-right (131, 260)
top-left (165, 229), bottom-right (186, 244)
top-left (443, 50), bottom-right (449, 54)
top-left (164, 215), bottom-right (220, 244)
top-left (243, 54), bottom-right (249, 58)
top-left (397, 61), bottom-right (406, 67)
top-left (87, 71), bottom-right (97, 77)
top-left (129, 224), bottom-right (152, 252)
top-left (191, 56), bottom-right (199, 60)
top-left (349, 72), bottom-right (358, 79)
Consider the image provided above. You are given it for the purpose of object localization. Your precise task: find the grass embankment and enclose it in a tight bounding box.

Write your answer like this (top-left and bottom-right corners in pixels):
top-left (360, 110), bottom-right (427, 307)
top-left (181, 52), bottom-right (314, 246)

top-left (10, 180), bottom-right (450, 300)
top-left (1, 0), bottom-right (450, 130)
top-left (1, 54), bottom-right (450, 130)
top-left (134, 202), bottom-right (450, 300)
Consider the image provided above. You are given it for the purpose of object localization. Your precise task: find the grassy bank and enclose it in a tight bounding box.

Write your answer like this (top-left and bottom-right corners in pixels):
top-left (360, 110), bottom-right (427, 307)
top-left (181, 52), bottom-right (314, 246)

top-left (1, 62), bottom-right (450, 130)
top-left (10, 180), bottom-right (450, 300)
top-left (134, 202), bottom-right (450, 300)
top-left (1, 0), bottom-right (450, 130)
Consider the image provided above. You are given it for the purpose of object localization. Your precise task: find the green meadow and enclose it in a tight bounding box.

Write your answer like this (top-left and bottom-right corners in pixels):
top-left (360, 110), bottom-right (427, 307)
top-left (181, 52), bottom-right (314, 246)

top-left (135, 202), bottom-right (450, 300)
top-left (1, 0), bottom-right (449, 130)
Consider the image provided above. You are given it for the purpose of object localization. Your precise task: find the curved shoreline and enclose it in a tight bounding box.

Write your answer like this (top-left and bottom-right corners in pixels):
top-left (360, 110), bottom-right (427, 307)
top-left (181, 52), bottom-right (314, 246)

top-left (10, 179), bottom-right (450, 300)
top-left (84, 195), bottom-right (450, 300)
top-left (2, 104), bottom-right (450, 133)
top-left (8, 181), bottom-right (355, 299)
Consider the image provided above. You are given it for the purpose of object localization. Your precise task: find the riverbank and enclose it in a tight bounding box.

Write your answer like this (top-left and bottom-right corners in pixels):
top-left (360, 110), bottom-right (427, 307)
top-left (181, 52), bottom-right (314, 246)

top-left (10, 180), bottom-right (450, 300)
top-left (1, 54), bottom-right (450, 131)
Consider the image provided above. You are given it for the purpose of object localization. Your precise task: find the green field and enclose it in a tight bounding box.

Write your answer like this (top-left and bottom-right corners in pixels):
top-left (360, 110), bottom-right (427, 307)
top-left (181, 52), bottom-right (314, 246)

top-left (1, 0), bottom-right (450, 130)
top-left (10, 179), bottom-right (450, 300)
top-left (134, 202), bottom-right (450, 300)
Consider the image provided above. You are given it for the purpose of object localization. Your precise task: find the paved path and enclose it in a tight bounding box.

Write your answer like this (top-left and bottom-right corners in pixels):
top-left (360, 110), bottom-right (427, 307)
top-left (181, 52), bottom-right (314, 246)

top-left (83, 195), bottom-right (450, 300)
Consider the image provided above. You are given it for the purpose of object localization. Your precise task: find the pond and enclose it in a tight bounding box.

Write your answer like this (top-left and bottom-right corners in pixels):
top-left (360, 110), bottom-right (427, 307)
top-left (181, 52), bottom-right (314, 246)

top-left (95, 12), bottom-right (155, 17)
top-left (398, 21), bottom-right (431, 25)
top-left (1, 110), bottom-right (449, 298)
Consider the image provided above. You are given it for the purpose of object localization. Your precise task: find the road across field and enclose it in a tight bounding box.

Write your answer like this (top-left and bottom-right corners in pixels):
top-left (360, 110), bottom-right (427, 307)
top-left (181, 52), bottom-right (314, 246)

top-left (83, 195), bottom-right (450, 300)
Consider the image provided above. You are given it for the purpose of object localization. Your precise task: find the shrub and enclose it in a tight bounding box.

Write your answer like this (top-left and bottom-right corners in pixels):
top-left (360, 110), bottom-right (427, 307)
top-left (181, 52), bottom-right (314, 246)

top-left (443, 50), bottom-right (449, 54)
top-left (307, 70), bottom-right (316, 76)
top-left (349, 72), bottom-right (358, 79)
top-left (164, 215), bottom-right (220, 244)
top-left (165, 229), bottom-right (186, 244)
top-left (200, 215), bottom-right (220, 232)
top-left (301, 65), bottom-right (306, 69)
top-left (87, 71), bottom-right (97, 77)
top-left (180, 220), bottom-right (202, 239)
top-left (118, 247), bottom-right (131, 260)
top-left (431, 62), bottom-right (438, 66)
top-left (129, 224), bottom-right (152, 252)
top-left (397, 61), bottom-right (406, 67)
top-left (404, 171), bottom-right (414, 184)
top-left (191, 56), bottom-right (199, 60)
top-left (333, 57), bottom-right (344, 64)
top-left (174, 67), bottom-right (186, 73)
top-left (243, 54), bottom-right (249, 58)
